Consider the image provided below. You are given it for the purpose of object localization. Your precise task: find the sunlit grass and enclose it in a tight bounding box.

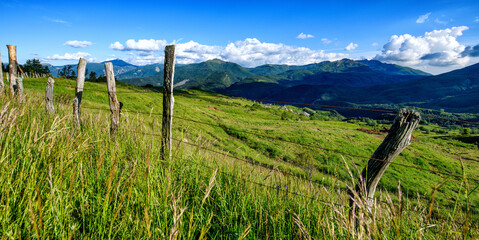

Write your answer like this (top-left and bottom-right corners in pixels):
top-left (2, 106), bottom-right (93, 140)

top-left (0, 77), bottom-right (478, 238)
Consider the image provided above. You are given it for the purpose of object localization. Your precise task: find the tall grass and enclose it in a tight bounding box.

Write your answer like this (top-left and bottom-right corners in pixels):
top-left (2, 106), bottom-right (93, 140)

top-left (0, 89), bottom-right (477, 238)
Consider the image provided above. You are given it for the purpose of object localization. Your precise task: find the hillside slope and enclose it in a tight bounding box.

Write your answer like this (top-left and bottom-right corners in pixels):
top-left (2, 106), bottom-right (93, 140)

top-left (1, 76), bottom-right (478, 238)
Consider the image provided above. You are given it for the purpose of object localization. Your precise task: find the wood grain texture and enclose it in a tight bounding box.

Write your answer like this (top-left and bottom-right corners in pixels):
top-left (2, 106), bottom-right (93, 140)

top-left (45, 77), bottom-right (55, 113)
top-left (351, 109), bottom-right (421, 211)
top-left (73, 58), bottom-right (87, 128)
top-left (7, 45), bottom-right (17, 95)
top-left (161, 45), bottom-right (176, 161)
top-left (105, 62), bottom-right (121, 137)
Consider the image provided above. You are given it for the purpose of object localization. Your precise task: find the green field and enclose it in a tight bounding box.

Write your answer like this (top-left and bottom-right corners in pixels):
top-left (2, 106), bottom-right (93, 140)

top-left (1, 76), bottom-right (478, 239)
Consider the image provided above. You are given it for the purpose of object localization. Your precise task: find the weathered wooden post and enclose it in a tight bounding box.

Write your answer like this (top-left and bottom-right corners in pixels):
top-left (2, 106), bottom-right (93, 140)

top-left (104, 62), bottom-right (121, 137)
top-left (350, 109), bottom-right (421, 212)
top-left (73, 58), bottom-right (87, 128)
top-left (15, 60), bottom-right (24, 98)
top-left (161, 45), bottom-right (176, 161)
top-left (45, 77), bottom-right (55, 113)
top-left (7, 45), bottom-right (17, 95)
top-left (0, 50), bottom-right (4, 95)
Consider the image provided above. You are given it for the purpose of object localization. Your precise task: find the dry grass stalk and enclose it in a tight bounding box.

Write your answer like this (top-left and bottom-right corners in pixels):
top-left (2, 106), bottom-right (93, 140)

top-left (169, 193), bottom-right (186, 240)
top-left (201, 168), bottom-right (218, 205)
top-left (293, 212), bottom-right (312, 240)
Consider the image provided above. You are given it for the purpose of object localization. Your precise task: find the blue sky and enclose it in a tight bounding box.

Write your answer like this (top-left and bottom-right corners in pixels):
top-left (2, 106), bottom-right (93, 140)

top-left (1, 0), bottom-right (479, 74)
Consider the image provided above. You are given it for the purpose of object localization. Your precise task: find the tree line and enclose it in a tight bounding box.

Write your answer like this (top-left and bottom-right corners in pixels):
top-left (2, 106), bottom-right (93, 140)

top-left (1, 59), bottom-right (106, 82)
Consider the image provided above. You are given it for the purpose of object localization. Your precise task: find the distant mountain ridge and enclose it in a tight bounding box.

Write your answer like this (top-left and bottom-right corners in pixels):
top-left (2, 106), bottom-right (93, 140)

top-left (116, 58), bottom-right (431, 90)
top-left (47, 59), bottom-right (137, 77)
top-left (221, 62), bottom-right (479, 113)
top-left (44, 58), bottom-right (479, 113)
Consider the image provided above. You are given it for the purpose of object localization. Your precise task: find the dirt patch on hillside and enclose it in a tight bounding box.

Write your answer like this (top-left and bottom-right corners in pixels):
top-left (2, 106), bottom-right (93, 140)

top-left (357, 127), bottom-right (389, 134)
top-left (205, 106), bottom-right (223, 111)
top-left (357, 127), bottom-right (417, 141)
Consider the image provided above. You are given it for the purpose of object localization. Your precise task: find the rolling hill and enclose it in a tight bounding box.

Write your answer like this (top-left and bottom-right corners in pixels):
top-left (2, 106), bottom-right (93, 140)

top-left (221, 62), bottom-right (479, 113)
top-left (2, 75), bottom-right (478, 238)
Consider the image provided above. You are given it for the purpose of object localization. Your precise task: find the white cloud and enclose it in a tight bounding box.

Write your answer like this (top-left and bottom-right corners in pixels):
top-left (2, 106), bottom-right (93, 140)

top-left (374, 26), bottom-right (469, 66)
top-left (434, 18), bottom-right (447, 25)
top-left (64, 40), bottom-right (92, 48)
top-left (416, 12), bottom-right (431, 23)
top-left (371, 42), bottom-right (379, 47)
top-left (345, 42), bottom-right (358, 51)
top-left (44, 17), bottom-right (69, 25)
top-left (110, 42), bottom-right (124, 50)
top-left (42, 52), bottom-right (91, 61)
top-left (109, 39), bottom-right (167, 51)
top-left (115, 38), bottom-right (348, 67)
top-left (475, 16), bottom-right (479, 23)
top-left (296, 33), bottom-right (315, 39)
top-left (221, 38), bottom-right (346, 67)
top-left (321, 38), bottom-right (332, 44)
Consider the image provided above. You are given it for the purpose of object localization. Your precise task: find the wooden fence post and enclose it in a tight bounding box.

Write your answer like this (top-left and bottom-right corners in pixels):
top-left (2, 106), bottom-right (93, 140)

top-left (104, 62), bottom-right (120, 137)
top-left (161, 45), bottom-right (176, 161)
top-left (73, 58), bottom-right (87, 128)
top-left (350, 109), bottom-right (421, 212)
top-left (45, 77), bottom-right (55, 113)
top-left (0, 49), bottom-right (4, 95)
top-left (7, 45), bottom-right (17, 95)
top-left (15, 60), bottom-right (24, 98)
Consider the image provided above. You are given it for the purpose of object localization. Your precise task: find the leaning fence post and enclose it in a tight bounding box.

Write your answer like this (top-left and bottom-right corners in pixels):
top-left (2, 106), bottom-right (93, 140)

top-left (350, 109), bottom-right (421, 212)
top-left (161, 45), bottom-right (176, 161)
top-left (45, 77), bottom-right (55, 113)
top-left (104, 62), bottom-right (121, 137)
top-left (7, 45), bottom-right (17, 96)
top-left (0, 49), bottom-right (4, 95)
top-left (73, 58), bottom-right (87, 128)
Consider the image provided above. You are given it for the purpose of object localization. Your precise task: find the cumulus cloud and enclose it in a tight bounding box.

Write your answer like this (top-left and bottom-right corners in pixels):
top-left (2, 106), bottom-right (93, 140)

top-left (64, 40), bottom-right (92, 48)
top-left (374, 26), bottom-right (470, 66)
top-left (221, 38), bottom-right (347, 66)
top-left (297, 33), bottom-right (315, 39)
top-left (114, 38), bottom-right (347, 66)
top-left (321, 38), bottom-right (332, 44)
top-left (110, 39), bottom-right (167, 51)
top-left (416, 12), bottom-right (431, 23)
top-left (345, 42), bottom-right (358, 51)
top-left (42, 52), bottom-right (91, 61)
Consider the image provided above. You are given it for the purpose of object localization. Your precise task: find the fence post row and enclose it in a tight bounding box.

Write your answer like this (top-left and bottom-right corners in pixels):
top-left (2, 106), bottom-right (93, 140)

top-left (350, 109), bottom-right (421, 212)
top-left (45, 77), bottom-right (55, 113)
top-left (73, 58), bottom-right (87, 128)
top-left (0, 49), bottom-right (4, 95)
top-left (7, 45), bottom-right (17, 96)
top-left (161, 45), bottom-right (176, 161)
top-left (104, 62), bottom-right (121, 137)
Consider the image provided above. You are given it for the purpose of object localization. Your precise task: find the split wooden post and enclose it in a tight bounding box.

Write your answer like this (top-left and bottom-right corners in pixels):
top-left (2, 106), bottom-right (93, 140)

top-left (14, 59), bottom-right (24, 98)
top-left (73, 58), bottom-right (87, 128)
top-left (7, 45), bottom-right (17, 95)
top-left (104, 62), bottom-right (121, 137)
top-left (350, 109), bottom-right (421, 212)
top-left (16, 77), bottom-right (24, 100)
top-left (161, 45), bottom-right (176, 161)
top-left (0, 49), bottom-right (4, 95)
top-left (45, 77), bottom-right (55, 113)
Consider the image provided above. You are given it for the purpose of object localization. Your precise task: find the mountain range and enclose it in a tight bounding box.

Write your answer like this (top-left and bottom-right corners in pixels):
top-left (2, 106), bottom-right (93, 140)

top-left (46, 58), bottom-right (479, 113)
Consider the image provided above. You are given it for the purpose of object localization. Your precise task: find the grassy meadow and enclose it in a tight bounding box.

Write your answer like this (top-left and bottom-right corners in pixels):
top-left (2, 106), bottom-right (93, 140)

top-left (0, 76), bottom-right (478, 239)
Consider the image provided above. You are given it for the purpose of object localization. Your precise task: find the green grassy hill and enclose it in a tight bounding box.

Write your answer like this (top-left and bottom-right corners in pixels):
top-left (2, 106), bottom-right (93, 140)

top-left (1, 76), bottom-right (478, 238)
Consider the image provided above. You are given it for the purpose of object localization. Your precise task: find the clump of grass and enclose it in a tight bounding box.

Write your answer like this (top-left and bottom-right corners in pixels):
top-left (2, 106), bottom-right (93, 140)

top-left (0, 82), bottom-right (478, 238)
